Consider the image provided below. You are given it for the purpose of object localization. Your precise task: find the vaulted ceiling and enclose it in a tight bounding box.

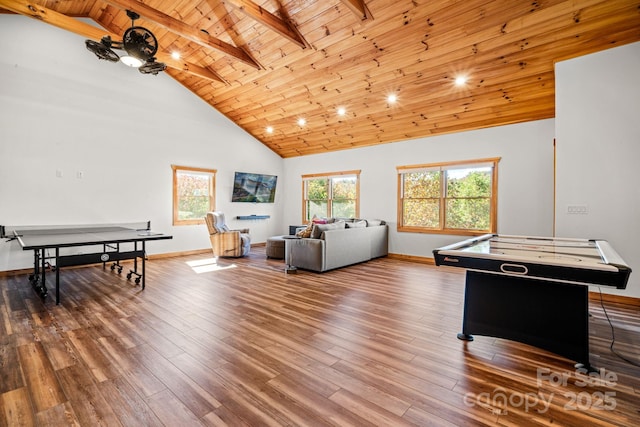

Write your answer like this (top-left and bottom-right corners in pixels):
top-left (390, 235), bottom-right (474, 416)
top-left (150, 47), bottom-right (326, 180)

top-left (2, 0), bottom-right (639, 157)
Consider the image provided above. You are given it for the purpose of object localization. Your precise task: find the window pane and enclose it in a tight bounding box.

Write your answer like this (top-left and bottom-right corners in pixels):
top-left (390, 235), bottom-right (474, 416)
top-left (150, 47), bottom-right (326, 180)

top-left (332, 177), bottom-right (357, 200)
top-left (307, 179), bottom-right (328, 199)
top-left (403, 199), bottom-right (439, 227)
top-left (403, 171), bottom-right (440, 198)
top-left (303, 171), bottom-right (360, 222)
top-left (397, 159), bottom-right (497, 234)
top-left (177, 172), bottom-right (211, 220)
top-left (332, 199), bottom-right (356, 218)
top-left (306, 200), bottom-right (328, 220)
top-left (446, 168), bottom-right (491, 198)
top-left (445, 198), bottom-right (490, 230)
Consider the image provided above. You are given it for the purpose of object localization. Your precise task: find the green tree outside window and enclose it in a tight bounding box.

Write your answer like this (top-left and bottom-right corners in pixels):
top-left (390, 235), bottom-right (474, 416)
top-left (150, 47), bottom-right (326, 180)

top-left (172, 165), bottom-right (216, 225)
top-left (303, 172), bottom-right (360, 221)
top-left (398, 159), bottom-right (499, 235)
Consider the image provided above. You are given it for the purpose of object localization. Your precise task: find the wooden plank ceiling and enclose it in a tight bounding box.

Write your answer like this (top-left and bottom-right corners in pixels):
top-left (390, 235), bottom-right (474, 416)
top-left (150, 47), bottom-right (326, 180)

top-left (2, 0), bottom-right (640, 158)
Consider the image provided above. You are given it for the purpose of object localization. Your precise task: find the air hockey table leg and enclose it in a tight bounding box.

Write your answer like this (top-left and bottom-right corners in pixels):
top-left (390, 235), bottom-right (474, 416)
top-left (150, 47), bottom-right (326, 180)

top-left (457, 333), bottom-right (474, 341)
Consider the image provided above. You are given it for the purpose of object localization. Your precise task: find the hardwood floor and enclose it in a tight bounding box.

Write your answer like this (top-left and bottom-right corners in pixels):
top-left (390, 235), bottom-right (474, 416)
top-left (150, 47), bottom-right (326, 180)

top-left (1, 247), bottom-right (639, 426)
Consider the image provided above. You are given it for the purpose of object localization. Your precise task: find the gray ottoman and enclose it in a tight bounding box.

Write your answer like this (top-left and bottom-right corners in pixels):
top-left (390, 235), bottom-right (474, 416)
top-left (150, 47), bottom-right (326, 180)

top-left (266, 235), bottom-right (286, 259)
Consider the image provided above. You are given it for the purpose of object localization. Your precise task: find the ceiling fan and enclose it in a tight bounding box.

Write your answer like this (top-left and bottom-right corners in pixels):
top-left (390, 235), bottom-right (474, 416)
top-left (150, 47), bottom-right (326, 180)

top-left (85, 10), bottom-right (166, 75)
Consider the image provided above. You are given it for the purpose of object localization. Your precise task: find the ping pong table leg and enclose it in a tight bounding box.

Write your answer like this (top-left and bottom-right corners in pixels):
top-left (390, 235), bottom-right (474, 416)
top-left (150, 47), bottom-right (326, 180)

top-left (141, 241), bottom-right (146, 290)
top-left (106, 243), bottom-right (123, 274)
top-left (29, 250), bottom-right (39, 283)
top-left (126, 241), bottom-right (144, 286)
top-left (40, 248), bottom-right (48, 299)
top-left (134, 242), bottom-right (138, 277)
top-left (55, 248), bottom-right (60, 305)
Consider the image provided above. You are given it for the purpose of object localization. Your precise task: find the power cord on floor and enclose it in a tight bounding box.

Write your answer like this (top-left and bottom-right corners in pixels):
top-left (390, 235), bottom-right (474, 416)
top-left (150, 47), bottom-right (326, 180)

top-left (597, 287), bottom-right (640, 367)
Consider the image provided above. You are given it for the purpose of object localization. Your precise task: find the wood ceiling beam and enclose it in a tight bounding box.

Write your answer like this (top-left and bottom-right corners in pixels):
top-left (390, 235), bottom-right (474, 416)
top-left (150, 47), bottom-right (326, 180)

top-left (160, 56), bottom-right (228, 84)
top-left (339, 0), bottom-right (373, 21)
top-left (223, 0), bottom-right (308, 49)
top-left (102, 0), bottom-right (261, 69)
top-left (0, 0), bottom-right (111, 40)
top-left (0, 0), bottom-right (226, 84)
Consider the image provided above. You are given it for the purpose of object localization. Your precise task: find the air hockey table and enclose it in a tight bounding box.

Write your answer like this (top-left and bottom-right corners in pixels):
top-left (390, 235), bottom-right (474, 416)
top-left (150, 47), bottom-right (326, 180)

top-left (433, 234), bottom-right (631, 370)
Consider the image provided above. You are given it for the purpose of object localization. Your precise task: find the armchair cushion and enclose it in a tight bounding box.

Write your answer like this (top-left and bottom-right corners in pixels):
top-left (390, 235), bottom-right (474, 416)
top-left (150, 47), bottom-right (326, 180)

top-left (205, 211), bottom-right (251, 257)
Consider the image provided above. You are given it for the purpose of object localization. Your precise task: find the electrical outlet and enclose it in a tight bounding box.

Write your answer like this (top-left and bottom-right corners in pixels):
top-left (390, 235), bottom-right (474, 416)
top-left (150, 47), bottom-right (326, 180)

top-left (567, 205), bottom-right (588, 214)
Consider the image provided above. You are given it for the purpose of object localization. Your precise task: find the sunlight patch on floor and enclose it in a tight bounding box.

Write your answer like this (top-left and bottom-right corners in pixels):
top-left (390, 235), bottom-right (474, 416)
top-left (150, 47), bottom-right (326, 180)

top-left (186, 258), bottom-right (237, 274)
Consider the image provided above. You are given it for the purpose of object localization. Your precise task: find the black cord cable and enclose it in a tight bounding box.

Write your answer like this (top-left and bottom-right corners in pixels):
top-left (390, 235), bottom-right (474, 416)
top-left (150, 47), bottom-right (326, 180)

top-left (597, 287), bottom-right (640, 367)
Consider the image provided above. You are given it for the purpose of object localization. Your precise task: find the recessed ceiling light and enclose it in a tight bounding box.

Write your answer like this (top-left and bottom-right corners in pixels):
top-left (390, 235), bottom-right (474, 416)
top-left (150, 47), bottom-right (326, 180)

top-left (171, 51), bottom-right (181, 60)
top-left (337, 107), bottom-right (346, 116)
top-left (387, 94), bottom-right (398, 103)
top-left (454, 75), bottom-right (468, 86)
top-left (266, 126), bottom-right (273, 134)
top-left (297, 118), bottom-right (306, 126)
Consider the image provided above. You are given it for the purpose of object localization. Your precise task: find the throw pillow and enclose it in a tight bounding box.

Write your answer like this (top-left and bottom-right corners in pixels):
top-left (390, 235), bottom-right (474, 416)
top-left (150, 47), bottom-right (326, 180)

top-left (311, 220), bottom-right (346, 239)
top-left (295, 222), bottom-right (314, 238)
top-left (214, 223), bottom-right (229, 233)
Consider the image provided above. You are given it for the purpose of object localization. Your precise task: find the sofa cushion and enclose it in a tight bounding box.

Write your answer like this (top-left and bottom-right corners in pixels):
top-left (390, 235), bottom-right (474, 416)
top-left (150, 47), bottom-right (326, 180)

top-left (296, 215), bottom-right (335, 238)
top-left (346, 220), bottom-right (367, 229)
top-left (311, 220), bottom-right (345, 239)
top-left (365, 219), bottom-right (384, 227)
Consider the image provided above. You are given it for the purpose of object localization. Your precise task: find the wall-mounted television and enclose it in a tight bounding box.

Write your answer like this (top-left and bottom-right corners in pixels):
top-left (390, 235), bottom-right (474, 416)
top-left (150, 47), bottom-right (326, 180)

top-left (231, 172), bottom-right (278, 203)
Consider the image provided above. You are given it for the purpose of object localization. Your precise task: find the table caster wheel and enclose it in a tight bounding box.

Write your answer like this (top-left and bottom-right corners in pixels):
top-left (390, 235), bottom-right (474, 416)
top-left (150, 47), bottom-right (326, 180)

top-left (110, 264), bottom-right (116, 271)
top-left (35, 284), bottom-right (47, 298)
top-left (126, 273), bottom-right (132, 280)
top-left (117, 266), bottom-right (123, 274)
top-left (135, 277), bottom-right (141, 285)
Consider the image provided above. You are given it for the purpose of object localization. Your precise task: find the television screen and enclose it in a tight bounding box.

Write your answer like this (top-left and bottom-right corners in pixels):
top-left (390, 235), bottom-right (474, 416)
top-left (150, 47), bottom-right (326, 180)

top-left (232, 172), bottom-right (278, 203)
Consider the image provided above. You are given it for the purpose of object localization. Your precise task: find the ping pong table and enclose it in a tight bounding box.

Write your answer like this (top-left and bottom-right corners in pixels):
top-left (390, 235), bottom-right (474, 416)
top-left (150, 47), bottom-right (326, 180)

top-left (1, 221), bottom-right (172, 304)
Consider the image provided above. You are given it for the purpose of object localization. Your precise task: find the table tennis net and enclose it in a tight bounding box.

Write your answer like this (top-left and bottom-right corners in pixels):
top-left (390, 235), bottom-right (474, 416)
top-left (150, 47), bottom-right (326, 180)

top-left (1, 221), bottom-right (151, 237)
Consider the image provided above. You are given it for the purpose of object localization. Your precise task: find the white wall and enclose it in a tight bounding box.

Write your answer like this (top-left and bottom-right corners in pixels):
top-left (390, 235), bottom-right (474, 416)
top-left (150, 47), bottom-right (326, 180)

top-left (282, 119), bottom-right (556, 255)
top-left (555, 42), bottom-right (640, 298)
top-left (0, 16), bottom-right (284, 271)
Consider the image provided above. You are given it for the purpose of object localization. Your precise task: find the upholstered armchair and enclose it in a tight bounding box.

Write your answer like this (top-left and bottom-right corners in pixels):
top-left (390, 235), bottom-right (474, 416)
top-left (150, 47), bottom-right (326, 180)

top-left (205, 212), bottom-right (251, 257)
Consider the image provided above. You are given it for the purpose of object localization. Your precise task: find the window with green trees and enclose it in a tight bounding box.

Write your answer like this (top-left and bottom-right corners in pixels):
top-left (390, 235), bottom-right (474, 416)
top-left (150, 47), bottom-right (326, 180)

top-left (302, 170), bottom-right (360, 221)
top-left (172, 165), bottom-right (216, 225)
top-left (397, 158), bottom-right (499, 235)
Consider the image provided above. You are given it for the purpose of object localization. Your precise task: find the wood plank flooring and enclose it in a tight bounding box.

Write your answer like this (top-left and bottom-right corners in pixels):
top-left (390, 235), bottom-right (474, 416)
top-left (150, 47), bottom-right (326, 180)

top-left (1, 247), bottom-right (639, 426)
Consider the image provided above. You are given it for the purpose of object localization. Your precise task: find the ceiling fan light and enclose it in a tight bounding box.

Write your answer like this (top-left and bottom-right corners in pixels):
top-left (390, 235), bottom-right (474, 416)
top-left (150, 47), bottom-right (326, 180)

top-left (85, 10), bottom-right (163, 75)
top-left (120, 55), bottom-right (143, 68)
